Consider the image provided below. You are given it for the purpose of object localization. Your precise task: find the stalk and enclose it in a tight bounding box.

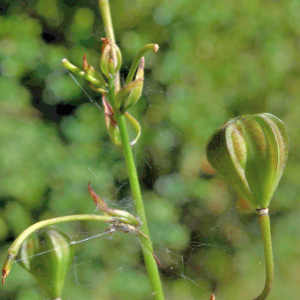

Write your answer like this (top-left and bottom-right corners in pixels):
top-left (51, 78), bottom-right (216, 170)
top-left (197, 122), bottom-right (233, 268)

top-left (99, 1), bottom-right (165, 298)
top-left (2, 214), bottom-right (112, 284)
top-left (117, 113), bottom-right (165, 300)
top-left (254, 208), bottom-right (274, 300)
top-left (98, 0), bottom-right (120, 91)
top-left (125, 44), bottom-right (159, 85)
top-left (108, 76), bottom-right (164, 300)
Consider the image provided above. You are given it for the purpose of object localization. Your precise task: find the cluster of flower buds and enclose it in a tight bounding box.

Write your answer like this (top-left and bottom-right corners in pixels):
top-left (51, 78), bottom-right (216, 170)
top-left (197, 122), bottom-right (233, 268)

top-left (19, 228), bottom-right (74, 299)
top-left (62, 40), bottom-right (158, 147)
top-left (206, 113), bottom-right (289, 209)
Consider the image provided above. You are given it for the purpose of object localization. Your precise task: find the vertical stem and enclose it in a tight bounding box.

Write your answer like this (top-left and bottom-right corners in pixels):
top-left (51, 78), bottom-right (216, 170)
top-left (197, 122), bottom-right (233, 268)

top-left (254, 209), bottom-right (274, 300)
top-left (100, 2), bottom-right (165, 299)
top-left (108, 76), bottom-right (165, 300)
top-left (117, 114), bottom-right (165, 300)
top-left (98, 0), bottom-right (120, 91)
top-left (98, 0), bottom-right (115, 43)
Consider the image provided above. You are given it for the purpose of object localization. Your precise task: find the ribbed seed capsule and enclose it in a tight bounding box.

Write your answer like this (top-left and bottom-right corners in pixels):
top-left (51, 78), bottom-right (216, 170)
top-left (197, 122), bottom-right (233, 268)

top-left (19, 228), bottom-right (74, 299)
top-left (206, 113), bottom-right (289, 209)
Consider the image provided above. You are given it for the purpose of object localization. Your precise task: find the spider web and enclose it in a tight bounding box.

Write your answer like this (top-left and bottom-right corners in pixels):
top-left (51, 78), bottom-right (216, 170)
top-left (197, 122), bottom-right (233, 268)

top-left (9, 65), bottom-right (265, 300)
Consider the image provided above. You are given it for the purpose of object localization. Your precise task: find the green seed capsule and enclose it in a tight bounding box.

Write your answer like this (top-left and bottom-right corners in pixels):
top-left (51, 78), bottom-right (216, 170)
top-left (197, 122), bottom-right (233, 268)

top-left (19, 228), bottom-right (74, 299)
top-left (206, 113), bottom-right (289, 209)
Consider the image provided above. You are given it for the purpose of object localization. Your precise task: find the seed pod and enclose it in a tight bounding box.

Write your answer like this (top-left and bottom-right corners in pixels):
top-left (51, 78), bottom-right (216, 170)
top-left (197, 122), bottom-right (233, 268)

top-left (206, 113), bottom-right (289, 209)
top-left (19, 228), bottom-right (74, 299)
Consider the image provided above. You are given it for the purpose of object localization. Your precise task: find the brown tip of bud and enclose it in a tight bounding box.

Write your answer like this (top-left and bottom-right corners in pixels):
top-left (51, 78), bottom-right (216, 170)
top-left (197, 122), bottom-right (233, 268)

top-left (83, 53), bottom-right (88, 71)
top-left (2, 270), bottom-right (7, 285)
top-left (138, 57), bottom-right (145, 71)
top-left (101, 38), bottom-right (111, 53)
top-left (102, 95), bottom-right (117, 127)
top-left (101, 37), bottom-right (110, 42)
top-left (88, 182), bottom-right (108, 211)
top-left (2, 255), bottom-right (14, 284)
top-left (210, 294), bottom-right (215, 300)
top-left (153, 44), bottom-right (159, 52)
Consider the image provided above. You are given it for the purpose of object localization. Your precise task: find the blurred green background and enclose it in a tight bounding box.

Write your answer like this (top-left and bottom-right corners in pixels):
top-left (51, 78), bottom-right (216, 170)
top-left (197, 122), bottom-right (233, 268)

top-left (1, 0), bottom-right (300, 299)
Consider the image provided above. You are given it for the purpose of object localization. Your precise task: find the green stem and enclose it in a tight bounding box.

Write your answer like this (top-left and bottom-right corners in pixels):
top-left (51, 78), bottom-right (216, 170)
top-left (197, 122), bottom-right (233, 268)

top-left (98, 0), bottom-right (120, 91)
top-left (98, 0), bottom-right (115, 43)
top-left (2, 214), bottom-right (114, 284)
top-left (254, 209), bottom-right (274, 300)
top-left (108, 76), bottom-right (165, 300)
top-left (7, 215), bottom-right (112, 258)
top-left (99, 2), bottom-right (164, 299)
top-left (61, 59), bottom-right (106, 91)
top-left (117, 115), bottom-right (165, 300)
top-left (125, 44), bottom-right (159, 85)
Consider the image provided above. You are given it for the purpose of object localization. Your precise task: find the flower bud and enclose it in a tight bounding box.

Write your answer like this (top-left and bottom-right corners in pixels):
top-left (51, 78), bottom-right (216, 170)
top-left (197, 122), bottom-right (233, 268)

top-left (115, 78), bottom-right (143, 113)
top-left (100, 40), bottom-right (111, 78)
top-left (19, 228), bottom-right (74, 299)
top-left (119, 57), bottom-right (145, 113)
top-left (82, 54), bottom-right (107, 87)
top-left (2, 255), bottom-right (13, 284)
top-left (108, 58), bottom-right (116, 76)
top-left (62, 58), bottom-right (106, 91)
top-left (206, 113), bottom-right (289, 209)
top-left (100, 38), bottom-right (122, 78)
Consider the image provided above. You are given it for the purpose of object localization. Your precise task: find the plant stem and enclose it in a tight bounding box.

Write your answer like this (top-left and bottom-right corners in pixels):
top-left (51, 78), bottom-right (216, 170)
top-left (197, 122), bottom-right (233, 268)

top-left (125, 44), bottom-right (159, 85)
top-left (7, 215), bottom-right (112, 258)
top-left (99, 2), bottom-right (165, 299)
top-left (254, 209), bottom-right (274, 300)
top-left (108, 76), bottom-right (165, 300)
top-left (117, 115), bottom-right (165, 300)
top-left (98, 0), bottom-right (120, 91)
top-left (62, 59), bottom-right (106, 90)
top-left (2, 214), bottom-right (114, 284)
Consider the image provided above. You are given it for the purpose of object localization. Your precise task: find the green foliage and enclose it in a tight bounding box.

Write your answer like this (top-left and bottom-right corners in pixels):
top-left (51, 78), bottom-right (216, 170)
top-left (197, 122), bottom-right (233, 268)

top-left (1, 0), bottom-right (300, 299)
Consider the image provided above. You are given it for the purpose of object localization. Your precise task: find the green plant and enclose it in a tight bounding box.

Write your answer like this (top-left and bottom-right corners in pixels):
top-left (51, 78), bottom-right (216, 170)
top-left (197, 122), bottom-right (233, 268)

top-left (206, 113), bottom-right (289, 300)
top-left (1, 1), bottom-right (292, 300)
top-left (2, 1), bottom-right (164, 299)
